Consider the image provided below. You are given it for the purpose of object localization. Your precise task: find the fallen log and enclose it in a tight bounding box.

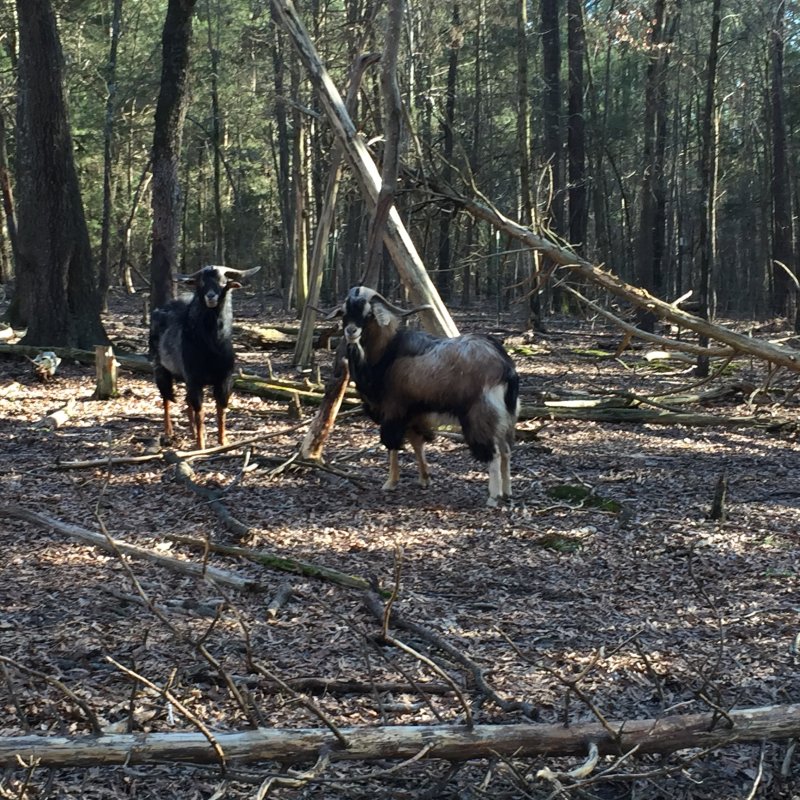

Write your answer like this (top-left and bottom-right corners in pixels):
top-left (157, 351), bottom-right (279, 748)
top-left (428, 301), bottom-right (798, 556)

top-left (1, 703), bottom-right (798, 768)
top-left (39, 399), bottom-right (78, 430)
top-left (165, 532), bottom-right (380, 595)
top-left (518, 404), bottom-right (791, 429)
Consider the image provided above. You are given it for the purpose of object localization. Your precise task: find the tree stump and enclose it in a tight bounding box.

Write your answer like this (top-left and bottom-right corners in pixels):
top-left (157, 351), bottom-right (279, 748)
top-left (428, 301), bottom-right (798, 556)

top-left (94, 345), bottom-right (118, 399)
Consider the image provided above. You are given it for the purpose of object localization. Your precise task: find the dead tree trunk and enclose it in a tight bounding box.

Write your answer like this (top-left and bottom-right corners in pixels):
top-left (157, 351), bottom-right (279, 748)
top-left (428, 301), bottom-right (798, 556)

top-left (269, 0), bottom-right (458, 338)
top-left (1, 704), bottom-right (799, 768)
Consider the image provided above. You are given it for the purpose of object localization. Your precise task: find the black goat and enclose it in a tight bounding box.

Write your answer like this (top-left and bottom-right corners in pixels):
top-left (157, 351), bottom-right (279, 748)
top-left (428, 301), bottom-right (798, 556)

top-left (332, 285), bottom-right (519, 506)
top-left (148, 264), bottom-right (260, 450)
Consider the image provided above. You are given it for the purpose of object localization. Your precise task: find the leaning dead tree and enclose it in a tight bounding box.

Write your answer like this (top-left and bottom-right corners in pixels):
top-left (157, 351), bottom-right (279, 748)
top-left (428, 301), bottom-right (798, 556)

top-left (2, 703), bottom-right (799, 768)
top-left (269, 0), bottom-right (458, 338)
top-left (451, 191), bottom-right (800, 372)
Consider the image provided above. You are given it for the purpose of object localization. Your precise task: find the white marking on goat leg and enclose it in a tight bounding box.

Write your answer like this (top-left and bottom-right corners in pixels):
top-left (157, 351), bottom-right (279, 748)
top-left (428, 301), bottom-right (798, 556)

top-left (382, 449), bottom-right (400, 490)
top-left (487, 452), bottom-right (503, 506)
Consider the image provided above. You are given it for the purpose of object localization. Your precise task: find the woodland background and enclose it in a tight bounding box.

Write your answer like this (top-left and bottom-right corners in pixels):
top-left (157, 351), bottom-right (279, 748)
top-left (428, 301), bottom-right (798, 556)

top-left (1, 1), bottom-right (800, 799)
top-left (1, 0), bottom-right (799, 328)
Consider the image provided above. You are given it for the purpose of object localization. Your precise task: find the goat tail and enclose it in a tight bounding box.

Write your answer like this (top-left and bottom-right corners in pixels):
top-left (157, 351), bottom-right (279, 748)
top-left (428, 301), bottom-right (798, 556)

top-left (504, 366), bottom-right (520, 418)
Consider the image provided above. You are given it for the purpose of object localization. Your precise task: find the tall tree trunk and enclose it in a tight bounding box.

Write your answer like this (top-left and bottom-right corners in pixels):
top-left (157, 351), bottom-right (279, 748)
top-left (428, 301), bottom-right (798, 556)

top-left (0, 111), bottom-right (18, 283)
top-left (292, 103), bottom-right (309, 311)
top-left (10, 0), bottom-right (106, 347)
top-left (206, 0), bottom-right (225, 263)
top-left (98, 0), bottom-right (123, 312)
top-left (362, 0), bottom-right (405, 290)
top-left (271, 3), bottom-right (294, 309)
top-left (635, 0), bottom-right (678, 332)
top-left (150, 0), bottom-right (198, 312)
top-left (769, 0), bottom-right (795, 323)
top-left (567, 0), bottom-right (586, 254)
top-left (436, 1), bottom-right (460, 302)
top-left (517, 0), bottom-right (541, 328)
top-left (696, 0), bottom-right (721, 376)
top-left (540, 0), bottom-right (563, 235)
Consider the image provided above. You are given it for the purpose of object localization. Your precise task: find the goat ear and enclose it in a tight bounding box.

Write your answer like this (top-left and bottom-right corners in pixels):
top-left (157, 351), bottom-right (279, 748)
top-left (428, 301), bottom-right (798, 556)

top-left (176, 275), bottom-right (197, 287)
top-left (227, 281), bottom-right (243, 290)
top-left (372, 302), bottom-right (395, 327)
top-left (324, 305), bottom-right (345, 320)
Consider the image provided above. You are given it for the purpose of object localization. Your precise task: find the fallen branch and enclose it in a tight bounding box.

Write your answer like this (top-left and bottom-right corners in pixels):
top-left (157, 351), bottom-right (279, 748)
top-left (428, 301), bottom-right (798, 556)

top-left (363, 592), bottom-right (536, 720)
top-left (0, 505), bottom-right (265, 593)
top-left (166, 454), bottom-right (251, 538)
top-left (165, 532), bottom-right (382, 595)
top-left (301, 349), bottom-right (350, 460)
top-left (39, 399), bottom-right (78, 429)
top-left (2, 703), bottom-right (799, 767)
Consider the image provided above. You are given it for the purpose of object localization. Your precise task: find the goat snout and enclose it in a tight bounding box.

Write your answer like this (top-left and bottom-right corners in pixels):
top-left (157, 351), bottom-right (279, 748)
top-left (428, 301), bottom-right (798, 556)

top-left (204, 291), bottom-right (220, 308)
top-left (344, 323), bottom-right (362, 344)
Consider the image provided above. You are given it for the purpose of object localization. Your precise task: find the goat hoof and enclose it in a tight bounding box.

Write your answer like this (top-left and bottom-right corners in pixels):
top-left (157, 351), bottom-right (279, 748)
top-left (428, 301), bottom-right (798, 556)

top-left (486, 495), bottom-right (500, 508)
top-left (382, 480), bottom-right (399, 491)
top-left (418, 478), bottom-right (430, 488)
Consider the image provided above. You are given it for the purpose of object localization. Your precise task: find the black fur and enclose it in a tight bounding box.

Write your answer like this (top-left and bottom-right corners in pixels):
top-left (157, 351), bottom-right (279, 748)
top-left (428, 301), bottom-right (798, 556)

top-left (149, 266), bottom-right (247, 447)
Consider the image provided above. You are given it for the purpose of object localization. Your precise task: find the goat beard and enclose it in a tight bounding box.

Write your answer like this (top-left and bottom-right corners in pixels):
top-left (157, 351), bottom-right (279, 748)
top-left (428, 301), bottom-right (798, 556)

top-left (346, 340), bottom-right (365, 362)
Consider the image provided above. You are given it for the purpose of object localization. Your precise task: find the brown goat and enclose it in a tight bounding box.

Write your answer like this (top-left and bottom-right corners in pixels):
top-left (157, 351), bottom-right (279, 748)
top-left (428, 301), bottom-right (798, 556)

top-left (332, 286), bottom-right (519, 506)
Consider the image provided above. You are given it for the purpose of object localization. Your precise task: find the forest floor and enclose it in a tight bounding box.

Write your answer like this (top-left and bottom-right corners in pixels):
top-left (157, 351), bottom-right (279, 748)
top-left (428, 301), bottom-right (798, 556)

top-left (0, 289), bottom-right (799, 800)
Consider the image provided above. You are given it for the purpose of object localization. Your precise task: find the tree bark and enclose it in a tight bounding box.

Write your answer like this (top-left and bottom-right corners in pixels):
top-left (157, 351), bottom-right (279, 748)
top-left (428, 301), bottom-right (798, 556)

top-left (635, 0), bottom-right (680, 332)
top-left (10, 0), bottom-right (107, 347)
top-left (1, 704), bottom-right (799, 768)
top-left (150, 0), bottom-right (198, 312)
top-left (696, 0), bottom-right (721, 376)
top-left (567, 0), bottom-right (587, 254)
top-left (98, 0), bottom-right (123, 311)
top-left (270, 0), bottom-right (459, 337)
top-left (769, 0), bottom-right (796, 322)
top-left (362, 0), bottom-right (404, 290)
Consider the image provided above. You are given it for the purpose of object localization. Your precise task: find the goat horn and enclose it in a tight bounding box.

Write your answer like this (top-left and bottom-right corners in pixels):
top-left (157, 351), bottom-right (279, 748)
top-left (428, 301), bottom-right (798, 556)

top-left (217, 265), bottom-right (262, 279)
top-left (370, 290), bottom-right (431, 317)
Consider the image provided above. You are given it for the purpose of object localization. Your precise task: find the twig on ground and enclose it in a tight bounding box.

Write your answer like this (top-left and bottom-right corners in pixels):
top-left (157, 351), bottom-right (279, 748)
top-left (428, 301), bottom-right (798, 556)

top-left (106, 656), bottom-right (228, 771)
top-left (0, 655), bottom-right (102, 735)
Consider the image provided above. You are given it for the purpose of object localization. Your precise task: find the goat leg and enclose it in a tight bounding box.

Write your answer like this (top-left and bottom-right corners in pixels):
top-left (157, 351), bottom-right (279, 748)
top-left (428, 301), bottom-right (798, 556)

top-left (216, 404), bottom-right (227, 446)
top-left (163, 399), bottom-right (174, 440)
top-left (185, 404), bottom-right (205, 451)
top-left (407, 430), bottom-right (431, 488)
top-left (487, 452), bottom-right (503, 507)
top-left (383, 450), bottom-right (400, 491)
top-left (500, 446), bottom-right (511, 498)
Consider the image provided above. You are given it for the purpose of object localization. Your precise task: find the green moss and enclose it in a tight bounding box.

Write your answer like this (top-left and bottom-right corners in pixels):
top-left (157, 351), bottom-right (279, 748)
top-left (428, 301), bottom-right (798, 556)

top-left (547, 484), bottom-right (622, 513)
top-left (532, 532), bottom-right (584, 553)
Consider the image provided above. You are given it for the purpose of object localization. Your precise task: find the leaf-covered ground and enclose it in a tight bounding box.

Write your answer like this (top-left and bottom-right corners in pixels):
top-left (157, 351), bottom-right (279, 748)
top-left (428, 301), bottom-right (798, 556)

top-left (1, 292), bottom-right (798, 799)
